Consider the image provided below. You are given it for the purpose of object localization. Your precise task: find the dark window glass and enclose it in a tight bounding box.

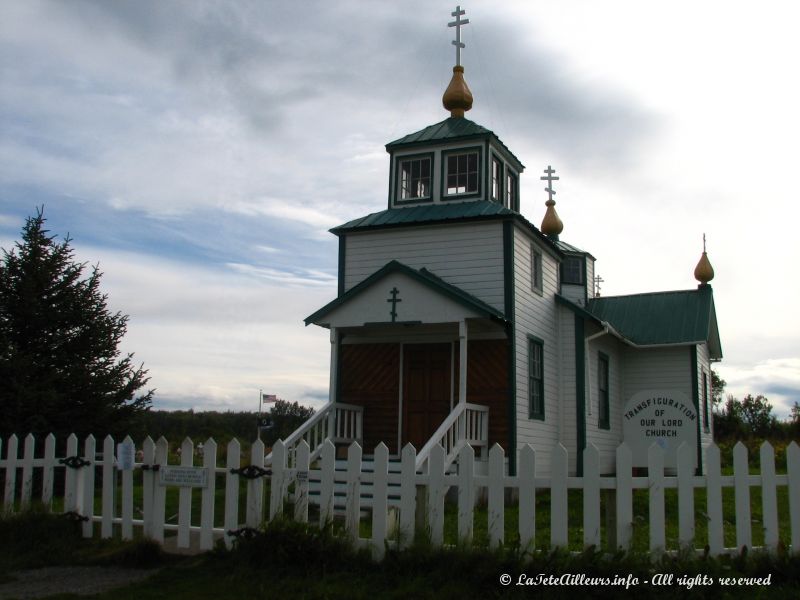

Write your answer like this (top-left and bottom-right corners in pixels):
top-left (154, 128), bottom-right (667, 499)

top-left (446, 151), bottom-right (479, 195)
top-left (531, 246), bottom-right (543, 292)
top-left (529, 339), bottom-right (544, 419)
top-left (491, 158), bottom-right (502, 201)
top-left (599, 354), bottom-right (610, 429)
top-left (561, 257), bottom-right (583, 284)
top-left (399, 157), bottom-right (431, 199)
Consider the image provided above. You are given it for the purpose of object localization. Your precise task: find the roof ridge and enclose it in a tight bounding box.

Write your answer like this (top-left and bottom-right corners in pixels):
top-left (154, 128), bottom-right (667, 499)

top-left (591, 288), bottom-right (703, 301)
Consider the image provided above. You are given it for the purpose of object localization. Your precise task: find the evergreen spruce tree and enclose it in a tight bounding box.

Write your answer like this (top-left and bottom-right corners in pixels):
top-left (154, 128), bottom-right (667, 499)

top-left (0, 210), bottom-right (152, 440)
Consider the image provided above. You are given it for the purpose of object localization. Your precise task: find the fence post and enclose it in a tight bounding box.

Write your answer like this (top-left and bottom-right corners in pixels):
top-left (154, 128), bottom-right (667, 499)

top-left (151, 437), bottom-right (169, 543)
top-left (371, 442), bottom-right (389, 559)
top-left (294, 440), bottom-right (310, 524)
top-left (733, 441), bottom-right (752, 551)
top-left (518, 444), bottom-right (536, 551)
top-left (488, 444), bottom-right (505, 549)
top-left (705, 443), bottom-right (723, 556)
top-left (200, 438), bottom-right (217, 551)
top-left (677, 442), bottom-right (695, 551)
top-left (64, 434), bottom-right (78, 514)
top-left (345, 441), bottom-right (362, 543)
top-left (427, 444), bottom-right (446, 547)
top-left (248, 438), bottom-right (266, 526)
top-left (458, 443), bottom-right (476, 545)
top-left (759, 442), bottom-right (779, 552)
top-left (399, 443), bottom-right (416, 550)
top-left (20, 434), bottom-right (35, 509)
top-left (787, 442), bottom-right (800, 554)
top-left (81, 435), bottom-right (96, 538)
top-left (615, 443), bottom-right (632, 550)
top-left (583, 443), bottom-right (601, 549)
top-left (121, 436), bottom-right (135, 541)
top-left (141, 436), bottom-right (155, 539)
top-left (177, 437), bottom-right (194, 549)
top-left (224, 438), bottom-right (241, 549)
top-left (101, 435), bottom-right (115, 539)
top-left (550, 443), bottom-right (568, 549)
top-left (3, 435), bottom-right (18, 512)
top-left (42, 434), bottom-right (56, 509)
top-left (648, 443), bottom-right (665, 555)
top-left (318, 440), bottom-right (335, 528)
top-left (265, 439), bottom-right (280, 522)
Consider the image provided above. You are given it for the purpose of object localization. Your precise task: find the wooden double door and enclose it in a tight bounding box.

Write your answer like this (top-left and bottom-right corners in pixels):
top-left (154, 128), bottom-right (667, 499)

top-left (402, 343), bottom-right (452, 450)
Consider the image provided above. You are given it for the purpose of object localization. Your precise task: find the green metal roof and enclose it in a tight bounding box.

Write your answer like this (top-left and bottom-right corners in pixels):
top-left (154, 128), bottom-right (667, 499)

top-left (387, 117), bottom-right (493, 147)
top-left (332, 200), bottom-right (513, 231)
top-left (330, 200), bottom-right (563, 258)
top-left (586, 286), bottom-right (722, 358)
top-left (555, 239), bottom-right (596, 260)
top-left (385, 117), bottom-right (524, 169)
top-left (305, 260), bottom-right (508, 326)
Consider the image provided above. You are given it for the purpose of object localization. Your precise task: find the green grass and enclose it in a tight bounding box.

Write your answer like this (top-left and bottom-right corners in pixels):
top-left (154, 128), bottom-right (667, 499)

top-left (2, 514), bottom-right (799, 599)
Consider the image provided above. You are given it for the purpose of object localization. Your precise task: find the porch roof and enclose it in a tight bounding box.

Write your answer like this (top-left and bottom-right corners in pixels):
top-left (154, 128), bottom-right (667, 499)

top-left (305, 260), bottom-right (507, 328)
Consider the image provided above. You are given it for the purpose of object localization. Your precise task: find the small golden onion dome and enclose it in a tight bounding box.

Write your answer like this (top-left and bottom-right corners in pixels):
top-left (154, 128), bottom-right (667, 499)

top-left (694, 251), bottom-right (715, 285)
top-left (541, 199), bottom-right (564, 239)
top-left (442, 65), bottom-right (473, 118)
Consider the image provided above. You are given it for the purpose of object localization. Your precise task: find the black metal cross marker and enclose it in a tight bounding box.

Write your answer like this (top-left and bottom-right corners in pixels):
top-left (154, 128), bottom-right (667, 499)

top-left (387, 287), bottom-right (402, 322)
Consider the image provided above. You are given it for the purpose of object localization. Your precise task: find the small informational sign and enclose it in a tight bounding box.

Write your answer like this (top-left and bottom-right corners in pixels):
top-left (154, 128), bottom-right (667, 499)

top-left (116, 440), bottom-right (135, 471)
top-left (158, 466), bottom-right (209, 488)
top-left (296, 470), bottom-right (308, 483)
top-left (622, 390), bottom-right (698, 469)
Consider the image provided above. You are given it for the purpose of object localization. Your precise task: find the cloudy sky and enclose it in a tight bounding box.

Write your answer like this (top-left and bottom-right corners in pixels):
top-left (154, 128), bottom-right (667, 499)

top-left (1, 1), bottom-right (798, 418)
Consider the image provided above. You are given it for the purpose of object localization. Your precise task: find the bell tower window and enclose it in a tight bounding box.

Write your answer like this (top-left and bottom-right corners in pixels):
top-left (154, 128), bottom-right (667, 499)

top-left (399, 156), bottom-right (432, 200)
top-left (491, 156), bottom-right (503, 202)
top-left (444, 148), bottom-right (480, 197)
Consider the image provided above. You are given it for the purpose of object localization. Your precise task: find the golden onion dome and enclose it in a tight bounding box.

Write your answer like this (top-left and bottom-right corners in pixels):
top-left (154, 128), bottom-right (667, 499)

top-left (442, 66), bottom-right (473, 118)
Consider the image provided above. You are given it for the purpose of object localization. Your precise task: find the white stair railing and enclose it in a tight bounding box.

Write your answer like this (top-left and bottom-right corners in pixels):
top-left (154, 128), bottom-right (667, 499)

top-left (415, 402), bottom-right (488, 472)
top-left (265, 402), bottom-right (363, 466)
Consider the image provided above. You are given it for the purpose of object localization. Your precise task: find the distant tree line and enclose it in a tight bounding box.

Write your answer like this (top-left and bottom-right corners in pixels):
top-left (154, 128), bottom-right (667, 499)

top-left (126, 399), bottom-right (315, 447)
top-left (711, 369), bottom-right (799, 441)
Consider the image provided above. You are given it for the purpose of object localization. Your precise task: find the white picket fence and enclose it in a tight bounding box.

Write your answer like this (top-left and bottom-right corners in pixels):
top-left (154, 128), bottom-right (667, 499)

top-left (1, 433), bottom-right (799, 559)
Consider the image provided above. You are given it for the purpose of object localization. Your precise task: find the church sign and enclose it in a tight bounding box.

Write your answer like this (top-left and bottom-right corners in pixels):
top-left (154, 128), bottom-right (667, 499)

top-left (622, 390), bottom-right (697, 469)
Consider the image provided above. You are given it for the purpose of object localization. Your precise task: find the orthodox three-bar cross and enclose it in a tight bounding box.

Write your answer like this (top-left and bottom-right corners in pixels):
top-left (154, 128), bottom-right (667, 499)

top-left (541, 165), bottom-right (559, 202)
top-left (449, 6), bottom-right (469, 66)
top-left (387, 287), bottom-right (402, 322)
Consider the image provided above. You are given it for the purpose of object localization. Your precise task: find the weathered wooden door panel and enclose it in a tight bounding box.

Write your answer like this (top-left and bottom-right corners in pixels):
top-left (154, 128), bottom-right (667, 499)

top-left (402, 343), bottom-right (452, 449)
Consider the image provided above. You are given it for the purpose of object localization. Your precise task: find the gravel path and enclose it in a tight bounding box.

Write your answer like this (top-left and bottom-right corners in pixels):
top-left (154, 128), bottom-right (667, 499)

top-left (0, 566), bottom-right (158, 599)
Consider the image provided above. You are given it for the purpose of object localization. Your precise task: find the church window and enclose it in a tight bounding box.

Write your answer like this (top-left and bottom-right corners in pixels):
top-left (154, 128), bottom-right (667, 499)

top-left (561, 256), bottom-right (583, 284)
top-left (399, 157), bottom-right (432, 200)
top-left (529, 338), bottom-right (545, 419)
top-left (491, 156), bottom-right (502, 202)
top-left (445, 150), bottom-right (479, 196)
top-left (598, 353), bottom-right (610, 429)
top-left (506, 171), bottom-right (518, 210)
top-left (531, 245), bottom-right (543, 293)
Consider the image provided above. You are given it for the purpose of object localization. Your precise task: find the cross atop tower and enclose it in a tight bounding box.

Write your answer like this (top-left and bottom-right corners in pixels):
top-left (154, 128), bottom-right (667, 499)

top-left (540, 165), bottom-right (559, 202)
top-left (448, 6), bottom-right (469, 67)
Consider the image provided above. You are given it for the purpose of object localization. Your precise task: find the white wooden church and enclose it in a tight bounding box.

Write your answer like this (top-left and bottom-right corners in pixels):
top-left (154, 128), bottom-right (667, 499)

top-left (289, 8), bottom-right (722, 477)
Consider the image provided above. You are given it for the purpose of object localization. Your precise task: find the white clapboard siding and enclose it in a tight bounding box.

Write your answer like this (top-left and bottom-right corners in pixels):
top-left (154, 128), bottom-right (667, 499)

top-left (344, 223), bottom-right (505, 311)
top-left (2, 434), bottom-right (799, 558)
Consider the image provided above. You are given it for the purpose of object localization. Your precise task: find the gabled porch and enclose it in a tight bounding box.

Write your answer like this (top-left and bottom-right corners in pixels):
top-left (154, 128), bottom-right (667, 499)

top-left (273, 261), bottom-right (511, 473)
